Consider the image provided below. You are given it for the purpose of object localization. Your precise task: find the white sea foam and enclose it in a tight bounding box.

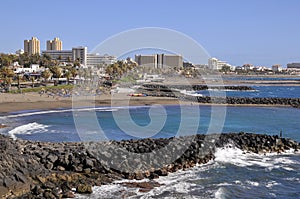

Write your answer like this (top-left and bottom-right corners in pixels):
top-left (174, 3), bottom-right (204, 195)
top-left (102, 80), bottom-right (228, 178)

top-left (246, 180), bottom-right (259, 187)
top-left (0, 107), bottom-right (121, 120)
top-left (8, 122), bottom-right (49, 140)
top-left (179, 89), bottom-right (203, 97)
top-left (73, 147), bottom-right (298, 198)
top-left (75, 184), bottom-right (137, 199)
top-left (265, 180), bottom-right (280, 188)
top-left (214, 145), bottom-right (298, 170)
top-left (214, 187), bottom-right (227, 199)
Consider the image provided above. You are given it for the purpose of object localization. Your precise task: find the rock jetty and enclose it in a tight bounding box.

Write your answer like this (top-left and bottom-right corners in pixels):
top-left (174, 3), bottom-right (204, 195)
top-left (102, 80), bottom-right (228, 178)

top-left (138, 84), bottom-right (300, 108)
top-left (0, 133), bottom-right (299, 198)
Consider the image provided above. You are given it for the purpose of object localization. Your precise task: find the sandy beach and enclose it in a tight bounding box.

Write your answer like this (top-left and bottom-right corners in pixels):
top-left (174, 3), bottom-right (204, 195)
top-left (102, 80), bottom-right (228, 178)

top-left (1, 76), bottom-right (298, 113)
top-left (0, 91), bottom-right (293, 114)
top-left (0, 92), bottom-right (186, 113)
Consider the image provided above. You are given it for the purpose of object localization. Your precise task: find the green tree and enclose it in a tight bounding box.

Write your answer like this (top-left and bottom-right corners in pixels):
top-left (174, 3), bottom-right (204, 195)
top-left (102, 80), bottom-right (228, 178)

top-left (30, 53), bottom-right (41, 64)
top-left (41, 69), bottom-right (52, 82)
top-left (49, 66), bottom-right (62, 78)
top-left (0, 67), bottom-right (15, 91)
top-left (0, 54), bottom-right (16, 67)
top-left (64, 70), bottom-right (71, 85)
top-left (31, 76), bottom-right (35, 88)
top-left (70, 68), bottom-right (78, 79)
top-left (41, 54), bottom-right (52, 66)
top-left (18, 52), bottom-right (30, 67)
top-left (220, 65), bottom-right (231, 74)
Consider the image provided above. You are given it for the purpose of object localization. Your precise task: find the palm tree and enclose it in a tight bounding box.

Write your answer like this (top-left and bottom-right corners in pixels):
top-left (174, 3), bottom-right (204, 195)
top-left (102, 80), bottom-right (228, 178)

top-left (31, 76), bottom-right (35, 88)
top-left (41, 54), bottom-right (52, 66)
top-left (41, 69), bottom-right (52, 82)
top-left (30, 53), bottom-right (41, 64)
top-left (0, 67), bottom-right (15, 91)
top-left (49, 66), bottom-right (62, 86)
top-left (64, 70), bottom-right (71, 85)
top-left (50, 66), bottom-right (62, 78)
top-left (70, 68), bottom-right (78, 79)
top-left (18, 52), bottom-right (30, 67)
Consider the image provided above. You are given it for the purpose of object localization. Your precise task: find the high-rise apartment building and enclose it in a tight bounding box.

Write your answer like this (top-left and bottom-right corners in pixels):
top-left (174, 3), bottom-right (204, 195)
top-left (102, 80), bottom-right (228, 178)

top-left (24, 37), bottom-right (40, 55)
top-left (135, 54), bottom-right (183, 69)
top-left (47, 37), bottom-right (62, 51)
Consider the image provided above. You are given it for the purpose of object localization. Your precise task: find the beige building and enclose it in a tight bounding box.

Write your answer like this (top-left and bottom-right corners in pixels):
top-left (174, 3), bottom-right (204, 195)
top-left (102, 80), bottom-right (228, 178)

top-left (135, 54), bottom-right (183, 69)
top-left (47, 37), bottom-right (62, 51)
top-left (24, 37), bottom-right (40, 55)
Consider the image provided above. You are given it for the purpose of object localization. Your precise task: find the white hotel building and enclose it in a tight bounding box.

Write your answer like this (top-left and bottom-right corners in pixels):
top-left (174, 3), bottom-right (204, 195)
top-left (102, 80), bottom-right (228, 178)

top-left (86, 54), bottom-right (117, 67)
top-left (42, 47), bottom-right (116, 67)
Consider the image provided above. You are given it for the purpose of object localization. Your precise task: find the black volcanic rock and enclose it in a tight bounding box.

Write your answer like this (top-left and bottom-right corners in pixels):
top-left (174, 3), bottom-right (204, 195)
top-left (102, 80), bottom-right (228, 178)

top-left (0, 133), bottom-right (299, 198)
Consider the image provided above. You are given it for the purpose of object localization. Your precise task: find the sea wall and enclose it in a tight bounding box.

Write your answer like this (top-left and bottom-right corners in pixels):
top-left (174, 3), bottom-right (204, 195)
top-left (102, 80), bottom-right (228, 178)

top-left (0, 133), bottom-right (299, 198)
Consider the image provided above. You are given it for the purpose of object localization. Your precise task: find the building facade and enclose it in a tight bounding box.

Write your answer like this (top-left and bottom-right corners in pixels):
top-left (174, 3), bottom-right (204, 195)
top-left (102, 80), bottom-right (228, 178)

top-left (135, 54), bottom-right (183, 68)
top-left (42, 46), bottom-right (118, 68)
top-left (208, 57), bottom-right (231, 70)
top-left (42, 50), bottom-right (72, 62)
top-left (72, 47), bottom-right (87, 66)
top-left (47, 37), bottom-right (62, 51)
top-left (86, 54), bottom-right (117, 67)
top-left (42, 47), bottom-right (87, 66)
top-left (24, 37), bottom-right (40, 55)
top-left (287, 63), bottom-right (300, 69)
top-left (272, 64), bottom-right (282, 72)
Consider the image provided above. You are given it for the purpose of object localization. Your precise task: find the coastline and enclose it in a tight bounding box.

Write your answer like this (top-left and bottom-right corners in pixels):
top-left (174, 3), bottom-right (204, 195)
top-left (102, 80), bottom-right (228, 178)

top-left (0, 133), bottom-right (299, 198)
top-left (0, 92), bottom-right (294, 114)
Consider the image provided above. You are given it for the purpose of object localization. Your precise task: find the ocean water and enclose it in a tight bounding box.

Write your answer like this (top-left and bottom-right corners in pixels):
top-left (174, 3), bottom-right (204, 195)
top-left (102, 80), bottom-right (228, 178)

top-left (1, 105), bottom-right (299, 143)
top-left (197, 86), bottom-right (300, 98)
top-left (0, 86), bottom-right (300, 198)
top-left (222, 76), bottom-right (300, 81)
top-left (75, 148), bottom-right (300, 199)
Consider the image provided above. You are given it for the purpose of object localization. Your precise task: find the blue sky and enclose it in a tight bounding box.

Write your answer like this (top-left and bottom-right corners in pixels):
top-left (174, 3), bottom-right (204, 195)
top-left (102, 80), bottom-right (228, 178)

top-left (1, 0), bottom-right (300, 66)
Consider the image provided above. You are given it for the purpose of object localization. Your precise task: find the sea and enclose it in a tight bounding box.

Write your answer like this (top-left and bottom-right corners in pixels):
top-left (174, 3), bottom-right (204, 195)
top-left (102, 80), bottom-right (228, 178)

top-left (0, 84), bottom-right (300, 199)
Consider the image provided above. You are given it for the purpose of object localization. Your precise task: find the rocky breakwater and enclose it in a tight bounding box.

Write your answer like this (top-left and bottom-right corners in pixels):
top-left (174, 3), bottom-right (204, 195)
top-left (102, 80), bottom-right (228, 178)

top-left (138, 84), bottom-right (300, 107)
top-left (141, 84), bottom-right (255, 92)
top-left (138, 84), bottom-right (254, 98)
top-left (0, 133), bottom-right (299, 198)
top-left (193, 96), bottom-right (300, 107)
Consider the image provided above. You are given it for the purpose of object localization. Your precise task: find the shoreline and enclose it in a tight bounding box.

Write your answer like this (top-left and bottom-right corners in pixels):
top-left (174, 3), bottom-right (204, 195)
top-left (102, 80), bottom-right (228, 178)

top-left (0, 95), bottom-right (293, 114)
top-left (0, 133), bottom-right (299, 198)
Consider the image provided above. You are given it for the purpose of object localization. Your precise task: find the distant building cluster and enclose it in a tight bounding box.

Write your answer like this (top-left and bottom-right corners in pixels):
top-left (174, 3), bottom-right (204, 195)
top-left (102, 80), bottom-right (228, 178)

top-left (135, 54), bottom-right (183, 69)
top-left (208, 57), bottom-right (232, 70)
top-left (22, 36), bottom-right (116, 67)
top-left (3, 35), bottom-right (300, 77)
